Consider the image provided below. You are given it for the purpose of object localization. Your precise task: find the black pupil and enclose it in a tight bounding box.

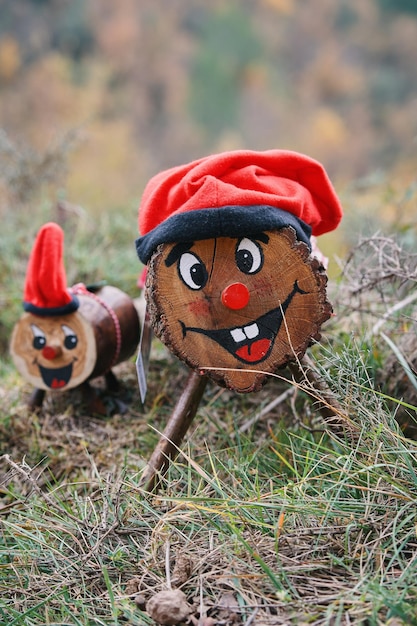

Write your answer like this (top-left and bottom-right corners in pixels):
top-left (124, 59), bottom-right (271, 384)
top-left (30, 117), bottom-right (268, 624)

top-left (191, 263), bottom-right (206, 287)
top-left (236, 249), bottom-right (253, 273)
top-left (33, 336), bottom-right (46, 350)
top-left (64, 335), bottom-right (78, 350)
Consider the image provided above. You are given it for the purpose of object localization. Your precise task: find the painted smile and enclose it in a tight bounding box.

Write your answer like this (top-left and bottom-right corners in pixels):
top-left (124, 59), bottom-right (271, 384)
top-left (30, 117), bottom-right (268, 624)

top-left (180, 280), bottom-right (307, 364)
top-left (38, 362), bottom-right (74, 389)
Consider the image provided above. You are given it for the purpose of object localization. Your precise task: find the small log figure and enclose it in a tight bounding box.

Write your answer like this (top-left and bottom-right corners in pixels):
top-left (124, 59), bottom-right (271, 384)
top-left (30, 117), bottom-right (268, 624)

top-left (10, 222), bottom-right (140, 410)
top-left (135, 150), bottom-right (344, 489)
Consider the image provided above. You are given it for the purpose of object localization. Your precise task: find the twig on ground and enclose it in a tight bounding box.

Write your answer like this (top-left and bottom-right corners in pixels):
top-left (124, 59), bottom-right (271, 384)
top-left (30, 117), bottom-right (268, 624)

top-left (238, 387), bottom-right (295, 434)
top-left (367, 291), bottom-right (417, 339)
top-left (165, 540), bottom-right (172, 589)
top-left (1, 454), bottom-right (82, 525)
top-left (244, 607), bottom-right (260, 626)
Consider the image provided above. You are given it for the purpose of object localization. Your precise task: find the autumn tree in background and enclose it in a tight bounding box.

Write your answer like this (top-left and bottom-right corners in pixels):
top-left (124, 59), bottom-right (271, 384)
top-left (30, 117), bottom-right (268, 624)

top-left (0, 0), bottom-right (416, 212)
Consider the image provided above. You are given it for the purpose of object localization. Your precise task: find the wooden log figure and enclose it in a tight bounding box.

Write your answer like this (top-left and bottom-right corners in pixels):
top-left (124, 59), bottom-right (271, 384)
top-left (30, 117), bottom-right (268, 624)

top-left (135, 150), bottom-right (344, 489)
top-left (10, 222), bottom-right (140, 410)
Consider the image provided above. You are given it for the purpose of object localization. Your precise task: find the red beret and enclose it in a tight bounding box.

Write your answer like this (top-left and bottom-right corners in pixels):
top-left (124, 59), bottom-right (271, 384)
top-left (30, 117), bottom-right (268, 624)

top-left (136, 150), bottom-right (343, 263)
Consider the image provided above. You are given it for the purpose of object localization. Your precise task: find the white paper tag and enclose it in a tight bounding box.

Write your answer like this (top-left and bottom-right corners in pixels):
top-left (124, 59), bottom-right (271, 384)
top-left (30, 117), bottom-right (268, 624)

top-left (136, 304), bottom-right (153, 404)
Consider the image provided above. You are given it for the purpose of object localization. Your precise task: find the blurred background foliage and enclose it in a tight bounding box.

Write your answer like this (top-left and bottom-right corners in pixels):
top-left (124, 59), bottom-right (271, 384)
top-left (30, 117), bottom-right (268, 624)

top-left (0, 0), bottom-right (416, 205)
top-left (0, 0), bottom-right (416, 357)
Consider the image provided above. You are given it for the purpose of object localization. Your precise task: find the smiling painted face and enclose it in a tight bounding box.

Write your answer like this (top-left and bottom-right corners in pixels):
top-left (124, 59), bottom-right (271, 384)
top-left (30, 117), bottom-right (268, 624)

top-left (146, 227), bottom-right (332, 392)
top-left (10, 310), bottom-right (97, 391)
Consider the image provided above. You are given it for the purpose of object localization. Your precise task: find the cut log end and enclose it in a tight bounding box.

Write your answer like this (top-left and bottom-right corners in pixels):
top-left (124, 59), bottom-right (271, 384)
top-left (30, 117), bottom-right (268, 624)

top-left (146, 227), bottom-right (332, 392)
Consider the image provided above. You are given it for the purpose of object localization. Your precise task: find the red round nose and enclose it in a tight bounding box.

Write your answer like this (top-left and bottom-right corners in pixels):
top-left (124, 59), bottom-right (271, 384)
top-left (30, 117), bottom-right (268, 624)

top-left (42, 346), bottom-right (61, 360)
top-left (221, 282), bottom-right (250, 310)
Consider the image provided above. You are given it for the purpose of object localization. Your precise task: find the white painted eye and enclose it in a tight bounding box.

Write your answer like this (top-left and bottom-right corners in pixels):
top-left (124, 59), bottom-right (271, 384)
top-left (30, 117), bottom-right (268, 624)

top-left (178, 252), bottom-right (208, 290)
top-left (62, 325), bottom-right (78, 350)
top-left (30, 324), bottom-right (46, 350)
top-left (236, 238), bottom-right (264, 274)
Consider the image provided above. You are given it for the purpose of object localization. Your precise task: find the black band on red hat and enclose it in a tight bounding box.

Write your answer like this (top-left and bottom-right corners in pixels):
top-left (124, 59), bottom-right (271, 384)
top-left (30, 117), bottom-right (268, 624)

top-left (135, 205), bottom-right (312, 264)
top-left (23, 294), bottom-right (80, 317)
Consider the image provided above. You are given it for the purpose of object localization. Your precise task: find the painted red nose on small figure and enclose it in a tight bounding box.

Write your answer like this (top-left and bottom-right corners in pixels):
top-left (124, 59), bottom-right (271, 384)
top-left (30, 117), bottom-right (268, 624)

top-left (42, 346), bottom-right (61, 360)
top-left (221, 282), bottom-right (250, 310)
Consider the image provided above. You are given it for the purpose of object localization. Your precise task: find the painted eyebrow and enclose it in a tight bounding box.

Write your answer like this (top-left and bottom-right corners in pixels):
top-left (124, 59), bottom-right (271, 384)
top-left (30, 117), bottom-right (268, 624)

top-left (164, 233), bottom-right (269, 267)
top-left (165, 242), bottom-right (194, 267)
top-left (247, 232), bottom-right (269, 244)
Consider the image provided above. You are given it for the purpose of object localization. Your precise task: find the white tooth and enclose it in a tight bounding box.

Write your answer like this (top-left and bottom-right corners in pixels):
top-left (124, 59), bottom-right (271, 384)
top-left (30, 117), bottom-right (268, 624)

top-left (244, 323), bottom-right (259, 339)
top-left (231, 328), bottom-right (246, 343)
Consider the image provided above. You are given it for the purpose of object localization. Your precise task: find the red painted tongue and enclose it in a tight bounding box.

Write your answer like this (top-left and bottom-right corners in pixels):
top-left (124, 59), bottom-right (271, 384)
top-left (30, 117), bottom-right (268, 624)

top-left (51, 379), bottom-right (66, 389)
top-left (236, 339), bottom-right (271, 363)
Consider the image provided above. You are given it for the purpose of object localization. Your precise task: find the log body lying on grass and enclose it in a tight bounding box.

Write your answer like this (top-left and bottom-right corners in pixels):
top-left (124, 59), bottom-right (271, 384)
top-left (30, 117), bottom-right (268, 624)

top-left (11, 285), bottom-right (140, 391)
top-left (10, 222), bottom-right (140, 410)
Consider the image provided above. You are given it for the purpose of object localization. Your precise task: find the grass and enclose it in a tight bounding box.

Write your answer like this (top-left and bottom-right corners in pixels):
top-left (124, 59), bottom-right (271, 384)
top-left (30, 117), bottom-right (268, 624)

top-left (1, 135), bottom-right (417, 624)
top-left (1, 342), bottom-right (417, 625)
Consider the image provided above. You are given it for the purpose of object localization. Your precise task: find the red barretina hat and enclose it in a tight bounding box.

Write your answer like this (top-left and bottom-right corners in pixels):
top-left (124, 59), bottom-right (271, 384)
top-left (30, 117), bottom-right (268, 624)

top-left (136, 149), bottom-right (343, 263)
top-left (23, 222), bottom-right (79, 316)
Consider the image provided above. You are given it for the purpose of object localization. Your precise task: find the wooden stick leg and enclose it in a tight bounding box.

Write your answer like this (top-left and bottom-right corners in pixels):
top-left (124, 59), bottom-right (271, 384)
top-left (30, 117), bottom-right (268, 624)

top-left (80, 381), bottom-right (108, 415)
top-left (289, 354), bottom-right (357, 437)
top-left (105, 369), bottom-right (120, 393)
top-left (28, 388), bottom-right (46, 411)
top-left (141, 371), bottom-right (208, 492)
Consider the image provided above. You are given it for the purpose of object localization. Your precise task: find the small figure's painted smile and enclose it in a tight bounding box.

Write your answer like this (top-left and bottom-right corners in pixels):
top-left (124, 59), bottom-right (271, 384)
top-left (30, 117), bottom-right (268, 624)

top-left (37, 361), bottom-right (74, 389)
top-left (180, 280), bottom-right (306, 364)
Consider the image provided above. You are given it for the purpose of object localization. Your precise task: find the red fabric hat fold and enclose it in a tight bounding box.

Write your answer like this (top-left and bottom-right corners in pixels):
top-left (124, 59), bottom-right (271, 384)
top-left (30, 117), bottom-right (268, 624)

top-left (23, 222), bottom-right (79, 316)
top-left (138, 149), bottom-right (343, 239)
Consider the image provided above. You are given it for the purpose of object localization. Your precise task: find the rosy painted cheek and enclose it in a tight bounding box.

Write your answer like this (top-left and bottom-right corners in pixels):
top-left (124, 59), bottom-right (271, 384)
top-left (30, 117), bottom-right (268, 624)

top-left (187, 299), bottom-right (211, 317)
top-left (252, 276), bottom-right (277, 296)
